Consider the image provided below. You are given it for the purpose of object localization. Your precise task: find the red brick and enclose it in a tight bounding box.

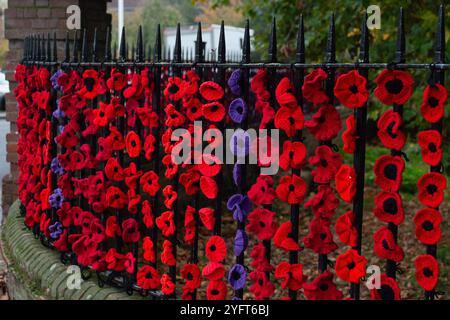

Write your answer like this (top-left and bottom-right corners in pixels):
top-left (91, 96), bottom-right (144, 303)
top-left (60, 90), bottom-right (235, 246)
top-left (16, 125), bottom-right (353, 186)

top-left (24, 8), bottom-right (37, 18)
top-left (37, 8), bottom-right (51, 18)
top-left (9, 0), bottom-right (34, 7)
top-left (35, 0), bottom-right (50, 6)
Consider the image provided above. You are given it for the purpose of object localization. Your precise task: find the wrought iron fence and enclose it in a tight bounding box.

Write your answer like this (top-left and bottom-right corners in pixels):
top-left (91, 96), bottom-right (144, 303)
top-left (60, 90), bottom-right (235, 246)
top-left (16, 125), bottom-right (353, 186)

top-left (16, 5), bottom-right (447, 300)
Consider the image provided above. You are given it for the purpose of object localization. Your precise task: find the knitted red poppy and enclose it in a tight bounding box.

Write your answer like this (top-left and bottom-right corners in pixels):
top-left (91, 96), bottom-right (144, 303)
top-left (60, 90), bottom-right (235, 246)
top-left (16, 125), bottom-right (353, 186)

top-left (417, 130), bottom-right (442, 166)
top-left (124, 163), bottom-right (143, 191)
top-left (417, 172), bottom-right (447, 208)
top-left (199, 207), bottom-right (215, 231)
top-left (106, 68), bottom-right (127, 91)
top-left (304, 185), bottom-right (340, 219)
top-left (303, 218), bottom-right (338, 254)
top-left (143, 236), bottom-right (155, 263)
top-left (202, 262), bottom-right (226, 281)
top-left (275, 77), bottom-right (298, 109)
top-left (142, 200), bottom-right (154, 228)
top-left (373, 191), bottom-right (404, 225)
top-left (420, 83), bottom-right (448, 123)
top-left (376, 109), bottom-right (405, 151)
top-left (302, 68), bottom-right (328, 106)
top-left (164, 76), bottom-right (186, 101)
top-left (137, 265), bottom-right (160, 290)
top-left (249, 270), bottom-right (275, 300)
top-left (413, 208), bottom-right (442, 245)
top-left (335, 249), bottom-right (367, 283)
top-left (373, 227), bottom-right (404, 262)
top-left (125, 131), bottom-right (141, 158)
top-left (303, 270), bottom-right (343, 300)
top-left (181, 264), bottom-right (201, 290)
top-left (179, 170), bottom-right (200, 195)
top-left (200, 176), bottom-right (218, 199)
top-left (93, 101), bottom-right (115, 127)
top-left (305, 105), bottom-right (341, 141)
top-left (206, 280), bottom-right (227, 300)
top-left (335, 165), bottom-right (357, 203)
top-left (162, 154), bottom-right (179, 179)
top-left (370, 274), bottom-right (401, 300)
top-left (334, 70), bottom-right (369, 108)
top-left (184, 205), bottom-right (196, 245)
top-left (183, 97), bottom-right (203, 121)
top-left (155, 211), bottom-right (176, 237)
top-left (274, 221), bottom-right (301, 252)
top-left (137, 106), bottom-right (159, 128)
top-left (161, 240), bottom-right (176, 266)
top-left (247, 175), bottom-right (276, 206)
top-left (106, 186), bottom-right (128, 209)
top-left (415, 254), bottom-right (439, 291)
top-left (78, 69), bottom-right (106, 100)
top-left (108, 126), bottom-right (126, 150)
top-left (279, 140), bottom-right (307, 171)
top-left (196, 154), bottom-right (222, 177)
top-left (275, 262), bottom-right (306, 291)
top-left (246, 207), bottom-right (278, 241)
top-left (374, 69), bottom-right (414, 105)
top-left (164, 104), bottom-right (185, 127)
top-left (335, 211), bottom-right (358, 247)
top-left (309, 145), bottom-right (342, 184)
top-left (205, 236), bottom-right (227, 262)
top-left (274, 106), bottom-right (304, 138)
top-left (374, 155), bottom-right (404, 192)
top-left (342, 115), bottom-right (356, 154)
top-left (202, 101), bottom-right (225, 122)
top-left (140, 170), bottom-right (160, 197)
top-left (161, 274), bottom-right (176, 295)
top-left (128, 189), bottom-right (141, 214)
top-left (121, 218), bottom-right (140, 243)
top-left (199, 81), bottom-right (224, 101)
top-left (276, 174), bottom-right (307, 204)
top-left (104, 158), bottom-right (124, 181)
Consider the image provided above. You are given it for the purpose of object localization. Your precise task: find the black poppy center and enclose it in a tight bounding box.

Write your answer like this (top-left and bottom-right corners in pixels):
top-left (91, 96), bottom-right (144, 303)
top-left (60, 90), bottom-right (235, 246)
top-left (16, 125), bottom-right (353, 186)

top-left (382, 239), bottom-right (391, 250)
top-left (383, 198), bottom-right (398, 215)
top-left (288, 184), bottom-right (295, 192)
top-left (168, 84), bottom-right (179, 94)
top-left (210, 104), bottom-right (219, 113)
top-left (347, 261), bottom-right (356, 270)
top-left (259, 221), bottom-right (266, 228)
top-left (164, 220), bottom-right (170, 227)
top-left (99, 111), bottom-right (105, 117)
top-left (428, 97), bottom-right (439, 108)
top-left (191, 107), bottom-right (197, 113)
top-left (131, 140), bottom-right (137, 147)
top-left (385, 79), bottom-right (403, 94)
top-left (84, 77), bottom-right (95, 91)
top-left (319, 233), bottom-right (327, 240)
top-left (289, 151), bottom-right (294, 159)
top-left (211, 289), bottom-right (219, 295)
top-left (258, 279), bottom-right (264, 286)
top-left (320, 159), bottom-right (328, 167)
top-left (232, 271), bottom-right (241, 280)
top-left (384, 164), bottom-right (397, 180)
top-left (428, 143), bottom-right (437, 152)
top-left (349, 84), bottom-right (358, 94)
top-left (386, 121), bottom-right (398, 139)
top-left (210, 244), bottom-right (216, 252)
top-left (422, 220), bottom-right (434, 231)
top-left (423, 267), bottom-right (433, 277)
top-left (187, 272), bottom-right (193, 281)
top-left (378, 285), bottom-right (395, 300)
top-left (128, 227), bottom-right (135, 234)
top-left (426, 184), bottom-right (437, 195)
top-left (236, 106), bottom-right (244, 114)
top-left (319, 283), bottom-right (329, 291)
top-left (145, 272), bottom-right (153, 279)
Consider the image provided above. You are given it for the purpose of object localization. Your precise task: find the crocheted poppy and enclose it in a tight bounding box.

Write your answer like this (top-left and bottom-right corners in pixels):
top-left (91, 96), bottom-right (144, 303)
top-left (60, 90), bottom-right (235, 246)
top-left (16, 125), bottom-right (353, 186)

top-left (184, 206), bottom-right (196, 245)
top-left (249, 270), bottom-right (275, 300)
top-left (417, 172), bottom-right (447, 208)
top-left (228, 264), bottom-right (247, 290)
top-left (202, 102), bottom-right (225, 122)
top-left (374, 226), bottom-right (404, 262)
top-left (370, 274), bottom-right (401, 300)
top-left (415, 254), bottom-right (439, 291)
top-left (106, 68), bottom-right (127, 91)
top-left (206, 236), bottom-right (227, 262)
top-left (202, 262), bottom-right (226, 281)
top-left (309, 145), bottom-right (342, 184)
top-left (122, 218), bottom-right (140, 243)
top-left (198, 207), bottom-right (215, 231)
top-left (164, 76), bottom-right (185, 101)
top-left (78, 69), bottom-right (105, 100)
top-left (334, 70), bottom-right (369, 108)
top-left (279, 140), bottom-right (306, 171)
top-left (335, 211), bottom-right (358, 247)
top-left (164, 104), bottom-right (185, 127)
top-left (228, 69), bottom-right (241, 96)
top-left (143, 236), bottom-right (155, 263)
top-left (374, 155), bottom-right (404, 192)
top-left (246, 207), bottom-right (278, 241)
top-left (200, 176), bottom-right (218, 199)
top-left (143, 134), bottom-right (156, 161)
top-left (161, 240), bottom-right (176, 266)
top-left (250, 243), bottom-right (274, 272)
top-left (335, 165), bottom-right (357, 203)
top-left (163, 185), bottom-right (177, 210)
top-left (247, 175), bottom-right (276, 206)
top-left (137, 265), bottom-right (160, 290)
top-left (125, 131), bottom-right (141, 158)
top-left (274, 221), bottom-right (301, 252)
top-left (276, 174), bottom-right (307, 204)
top-left (335, 249), bottom-right (367, 283)
top-left (413, 208), bottom-right (442, 245)
top-left (228, 98), bottom-right (248, 124)
top-left (275, 262), bottom-right (306, 291)
top-left (417, 130), bottom-right (442, 166)
top-left (234, 229), bottom-right (248, 256)
top-left (161, 274), bottom-right (176, 295)
top-left (108, 126), bottom-right (126, 150)
top-left (376, 109), bottom-right (405, 151)
top-left (106, 186), bottom-right (127, 209)
top-left (206, 280), bottom-right (227, 300)
top-left (274, 106), bottom-right (304, 138)
top-left (140, 170), bottom-right (160, 197)
top-left (181, 264), bottom-right (201, 290)
top-left (305, 105), bottom-right (341, 141)
top-left (304, 185), bottom-right (340, 219)
top-left (373, 191), bottom-right (404, 225)
top-left (303, 271), bottom-right (343, 300)
top-left (374, 69), bottom-right (414, 105)
top-left (302, 68), bottom-right (328, 106)
top-left (420, 83), bottom-right (448, 123)
top-left (183, 97), bottom-right (202, 121)
top-left (199, 81), bottom-right (224, 101)
top-left (342, 115), bottom-right (356, 154)
top-left (303, 218), bottom-right (338, 254)
top-left (155, 211), bottom-right (175, 237)
top-left (196, 154), bottom-right (221, 177)
top-left (275, 77), bottom-right (298, 109)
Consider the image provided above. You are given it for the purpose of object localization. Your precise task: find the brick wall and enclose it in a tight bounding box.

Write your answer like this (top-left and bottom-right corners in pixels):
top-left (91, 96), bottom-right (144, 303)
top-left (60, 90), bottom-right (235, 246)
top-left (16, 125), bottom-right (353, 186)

top-left (2, 0), bottom-right (111, 221)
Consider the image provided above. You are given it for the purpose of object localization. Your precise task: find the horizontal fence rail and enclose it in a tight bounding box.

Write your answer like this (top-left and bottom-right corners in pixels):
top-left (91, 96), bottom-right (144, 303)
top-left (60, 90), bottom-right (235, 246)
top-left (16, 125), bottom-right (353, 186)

top-left (15, 5), bottom-right (447, 300)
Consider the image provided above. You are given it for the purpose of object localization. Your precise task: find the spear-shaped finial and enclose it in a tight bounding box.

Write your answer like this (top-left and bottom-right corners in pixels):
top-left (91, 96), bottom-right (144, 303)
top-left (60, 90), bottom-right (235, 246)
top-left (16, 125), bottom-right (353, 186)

top-left (174, 23), bottom-right (182, 63)
top-left (81, 29), bottom-right (88, 62)
top-left (119, 26), bottom-right (126, 61)
top-left (395, 7), bottom-right (405, 63)
top-left (137, 25), bottom-right (144, 62)
top-left (269, 17), bottom-right (277, 62)
top-left (195, 22), bottom-right (203, 62)
top-left (72, 30), bottom-right (79, 63)
top-left (359, 12), bottom-right (369, 63)
top-left (242, 19), bottom-right (250, 63)
top-left (154, 24), bottom-right (161, 61)
top-left (105, 27), bottom-right (112, 61)
top-left (434, 4), bottom-right (445, 63)
top-left (53, 32), bottom-right (57, 62)
top-left (218, 21), bottom-right (226, 63)
top-left (296, 15), bottom-right (305, 63)
top-left (92, 28), bottom-right (98, 62)
top-left (326, 13), bottom-right (336, 63)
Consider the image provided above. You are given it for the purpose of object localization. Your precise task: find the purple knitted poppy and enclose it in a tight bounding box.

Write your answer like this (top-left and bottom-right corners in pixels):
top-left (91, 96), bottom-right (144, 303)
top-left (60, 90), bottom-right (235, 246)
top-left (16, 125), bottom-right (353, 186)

top-left (232, 163), bottom-right (241, 186)
top-left (234, 229), bottom-right (248, 257)
top-left (51, 157), bottom-right (65, 176)
top-left (228, 98), bottom-right (247, 124)
top-left (227, 194), bottom-right (251, 222)
top-left (50, 69), bottom-right (64, 91)
top-left (228, 264), bottom-right (247, 290)
top-left (49, 188), bottom-right (64, 209)
top-left (230, 129), bottom-right (250, 157)
top-left (49, 221), bottom-right (63, 239)
top-left (227, 69), bottom-right (241, 96)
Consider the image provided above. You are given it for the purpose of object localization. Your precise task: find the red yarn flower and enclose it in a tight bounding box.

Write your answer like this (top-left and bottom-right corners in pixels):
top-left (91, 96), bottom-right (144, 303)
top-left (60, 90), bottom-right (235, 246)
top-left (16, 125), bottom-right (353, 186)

top-left (155, 211), bottom-right (176, 237)
top-left (248, 175), bottom-right (276, 206)
top-left (249, 270), bottom-right (275, 300)
top-left (199, 81), bottom-right (224, 101)
top-left (125, 131), bottom-right (141, 158)
top-left (303, 218), bottom-right (338, 254)
top-left (305, 105), bottom-right (341, 141)
top-left (274, 106), bottom-right (304, 138)
top-left (279, 140), bottom-right (306, 171)
top-left (370, 274), bottom-right (401, 300)
top-left (334, 70), bottom-right (369, 108)
top-left (374, 69), bottom-right (414, 105)
top-left (335, 249), bottom-right (366, 283)
top-left (137, 265), bottom-right (160, 290)
top-left (121, 218), bottom-right (140, 243)
top-left (181, 264), bottom-right (201, 290)
top-left (415, 254), bottom-right (439, 291)
top-left (140, 170), bottom-right (160, 197)
top-left (202, 102), bottom-right (226, 122)
top-left (205, 236), bottom-right (227, 262)
top-left (373, 191), bottom-right (404, 225)
top-left (302, 68), bottom-right (328, 106)
top-left (342, 114), bottom-right (356, 154)
top-left (417, 130), bottom-right (442, 166)
top-left (417, 172), bottom-right (447, 208)
top-left (246, 207), bottom-right (278, 241)
top-left (373, 227), bottom-right (404, 262)
top-left (377, 109), bottom-right (405, 151)
top-left (374, 155), bottom-right (404, 192)
top-left (275, 262), bottom-right (306, 291)
top-left (335, 211), bottom-right (358, 247)
top-left (206, 280), bottom-right (227, 300)
top-left (335, 164), bottom-right (357, 203)
top-left (420, 83), bottom-right (448, 123)
top-left (274, 221), bottom-right (301, 252)
top-left (303, 271), bottom-right (343, 300)
top-left (276, 174), bottom-right (307, 204)
top-left (413, 208), bottom-right (442, 245)
top-left (304, 185), bottom-right (340, 219)
top-left (308, 145), bottom-right (342, 184)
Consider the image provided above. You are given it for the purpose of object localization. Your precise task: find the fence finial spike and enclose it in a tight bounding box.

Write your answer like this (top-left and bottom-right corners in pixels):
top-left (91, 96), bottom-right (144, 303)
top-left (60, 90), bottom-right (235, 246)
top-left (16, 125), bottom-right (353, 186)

top-left (395, 7), bottom-right (405, 63)
top-left (64, 31), bottom-right (70, 62)
top-left (175, 23), bottom-right (182, 62)
top-left (72, 30), bottom-right (79, 63)
top-left (119, 26), bottom-right (126, 61)
top-left (195, 22), bottom-right (203, 62)
top-left (31, 35), bottom-right (35, 61)
top-left (105, 27), bottom-right (112, 61)
top-left (434, 4), bottom-right (445, 63)
top-left (92, 28), bottom-right (98, 62)
top-left (242, 19), bottom-right (250, 63)
top-left (218, 20), bottom-right (226, 63)
top-left (137, 25), bottom-right (144, 62)
top-left (46, 33), bottom-right (51, 62)
top-left (81, 28), bottom-right (88, 62)
top-left (269, 16), bottom-right (277, 62)
top-left (52, 32), bottom-right (57, 62)
top-left (296, 15), bottom-right (305, 63)
top-left (155, 24), bottom-right (161, 61)
top-left (40, 34), bottom-right (45, 61)
top-left (326, 13), bottom-right (336, 63)
top-left (359, 12), bottom-right (369, 63)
